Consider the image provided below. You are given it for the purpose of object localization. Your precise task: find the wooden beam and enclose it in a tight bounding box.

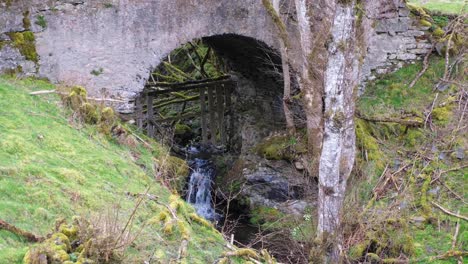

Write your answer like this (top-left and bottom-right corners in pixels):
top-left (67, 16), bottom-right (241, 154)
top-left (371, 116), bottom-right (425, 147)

top-left (146, 80), bottom-right (233, 96)
top-left (207, 87), bottom-right (217, 144)
top-left (147, 75), bottom-right (231, 88)
top-left (147, 95), bottom-right (155, 137)
top-left (216, 86), bottom-right (226, 145)
top-left (200, 87), bottom-right (208, 143)
top-left (225, 83), bottom-right (233, 149)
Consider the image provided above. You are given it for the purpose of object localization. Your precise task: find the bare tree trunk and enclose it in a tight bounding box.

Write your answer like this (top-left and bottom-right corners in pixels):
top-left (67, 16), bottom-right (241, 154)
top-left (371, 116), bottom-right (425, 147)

top-left (294, 0), bottom-right (334, 176)
top-left (317, 2), bottom-right (358, 262)
top-left (294, 0), bottom-right (359, 262)
top-left (269, 0), bottom-right (296, 135)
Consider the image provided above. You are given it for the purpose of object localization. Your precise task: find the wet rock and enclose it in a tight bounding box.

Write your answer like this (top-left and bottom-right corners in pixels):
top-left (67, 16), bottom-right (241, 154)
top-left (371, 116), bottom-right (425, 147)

top-left (241, 159), bottom-right (310, 215)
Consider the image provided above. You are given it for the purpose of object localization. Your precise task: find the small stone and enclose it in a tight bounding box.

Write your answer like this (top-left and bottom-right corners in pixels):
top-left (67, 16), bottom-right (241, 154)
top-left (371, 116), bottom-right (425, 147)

top-left (294, 161), bottom-right (304, 170)
top-left (438, 152), bottom-right (447, 160)
top-left (455, 148), bottom-right (465, 160)
top-left (436, 82), bottom-right (450, 91)
top-left (410, 216), bottom-right (426, 227)
top-left (428, 186), bottom-right (440, 196)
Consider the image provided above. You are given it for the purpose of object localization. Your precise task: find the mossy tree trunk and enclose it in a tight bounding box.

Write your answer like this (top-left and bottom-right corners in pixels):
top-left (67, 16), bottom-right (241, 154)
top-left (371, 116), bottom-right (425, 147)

top-left (295, 0), bottom-right (359, 262)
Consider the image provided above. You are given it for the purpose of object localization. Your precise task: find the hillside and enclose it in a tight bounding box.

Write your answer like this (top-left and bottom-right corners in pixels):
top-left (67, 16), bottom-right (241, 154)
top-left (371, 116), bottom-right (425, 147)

top-left (0, 76), bottom-right (232, 263)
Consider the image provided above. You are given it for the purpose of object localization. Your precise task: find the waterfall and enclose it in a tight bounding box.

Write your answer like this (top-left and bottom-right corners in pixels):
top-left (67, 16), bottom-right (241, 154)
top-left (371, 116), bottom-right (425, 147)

top-left (185, 155), bottom-right (219, 222)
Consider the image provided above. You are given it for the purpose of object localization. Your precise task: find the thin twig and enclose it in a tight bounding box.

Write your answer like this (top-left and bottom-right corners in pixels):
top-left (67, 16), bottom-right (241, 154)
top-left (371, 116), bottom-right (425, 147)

top-left (408, 43), bottom-right (435, 89)
top-left (431, 202), bottom-right (468, 221)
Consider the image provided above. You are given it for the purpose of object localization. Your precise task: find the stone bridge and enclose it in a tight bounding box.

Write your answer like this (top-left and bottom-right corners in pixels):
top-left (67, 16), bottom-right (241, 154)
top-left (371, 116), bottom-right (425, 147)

top-left (0, 0), bottom-right (431, 111)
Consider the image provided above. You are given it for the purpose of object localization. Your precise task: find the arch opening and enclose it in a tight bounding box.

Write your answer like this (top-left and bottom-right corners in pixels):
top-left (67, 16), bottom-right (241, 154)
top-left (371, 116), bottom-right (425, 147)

top-left (134, 34), bottom-right (316, 261)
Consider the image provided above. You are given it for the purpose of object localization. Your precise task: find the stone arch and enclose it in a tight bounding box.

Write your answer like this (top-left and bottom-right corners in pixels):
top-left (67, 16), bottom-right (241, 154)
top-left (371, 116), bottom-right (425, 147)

top-left (32, 0), bottom-right (293, 109)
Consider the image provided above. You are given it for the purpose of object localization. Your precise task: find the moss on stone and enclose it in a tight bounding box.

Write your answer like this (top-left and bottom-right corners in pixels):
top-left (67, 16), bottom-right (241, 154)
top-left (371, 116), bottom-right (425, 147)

top-left (174, 123), bottom-right (192, 135)
top-left (6, 31), bottom-right (38, 63)
top-left (22, 11), bottom-right (31, 30)
top-left (419, 19), bottom-right (432, 27)
top-left (249, 206), bottom-right (284, 226)
top-left (261, 0), bottom-right (289, 47)
top-left (255, 134), bottom-right (307, 161)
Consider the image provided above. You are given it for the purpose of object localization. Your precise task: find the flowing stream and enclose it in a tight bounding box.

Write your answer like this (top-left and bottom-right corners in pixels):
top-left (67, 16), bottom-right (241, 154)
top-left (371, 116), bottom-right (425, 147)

top-left (185, 147), bottom-right (220, 222)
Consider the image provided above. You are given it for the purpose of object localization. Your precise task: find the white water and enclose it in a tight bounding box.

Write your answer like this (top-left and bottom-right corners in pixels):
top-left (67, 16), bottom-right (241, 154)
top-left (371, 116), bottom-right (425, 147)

top-left (186, 158), bottom-right (219, 222)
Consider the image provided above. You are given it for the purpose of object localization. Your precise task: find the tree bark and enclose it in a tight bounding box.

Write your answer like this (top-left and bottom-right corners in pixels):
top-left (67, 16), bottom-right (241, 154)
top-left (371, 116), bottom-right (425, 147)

top-left (294, 0), bottom-right (359, 262)
top-left (317, 2), bottom-right (358, 262)
top-left (294, 0), bottom-right (336, 177)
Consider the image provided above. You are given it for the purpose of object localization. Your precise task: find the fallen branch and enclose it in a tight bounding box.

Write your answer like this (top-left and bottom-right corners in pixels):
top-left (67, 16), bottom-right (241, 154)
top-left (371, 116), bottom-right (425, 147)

top-left (431, 202), bottom-right (468, 221)
top-left (357, 113), bottom-right (423, 126)
top-left (452, 212), bottom-right (460, 249)
top-left (0, 219), bottom-right (43, 242)
top-left (432, 250), bottom-right (468, 260)
top-left (30, 90), bottom-right (126, 103)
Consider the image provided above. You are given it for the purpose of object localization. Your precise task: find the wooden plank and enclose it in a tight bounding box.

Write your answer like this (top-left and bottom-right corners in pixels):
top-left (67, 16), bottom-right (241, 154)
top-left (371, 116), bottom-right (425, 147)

top-left (147, 95), bottom-right (155, 137)
top-left (225, 83), bottom-right (233, 149)
top-left (147, 75), bottom-right (231, 88)
top-left (146, 79), bottom-right (233, 96)
top-left (199, 87), bottom-right (208, 143)
top-left (216, 85), bottom-right (226, 145)
top-left (207, 87), bottom-right (217, 144)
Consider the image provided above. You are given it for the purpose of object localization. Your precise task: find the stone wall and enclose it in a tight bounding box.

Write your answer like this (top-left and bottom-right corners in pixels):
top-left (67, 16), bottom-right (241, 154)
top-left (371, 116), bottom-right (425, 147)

top-left (1, 0), bottom-right (432, 106)
top-left (360, 0), bottom-right (433, 90)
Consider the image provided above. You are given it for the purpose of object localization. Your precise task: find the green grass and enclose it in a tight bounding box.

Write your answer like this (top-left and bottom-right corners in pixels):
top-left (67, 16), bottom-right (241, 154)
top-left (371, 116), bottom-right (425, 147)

top-left (352, 56), bottom-right (467, 263)
top-left (0, 76), bottom-right (230, 263)
top-left (409, 0), bottom-right (467, 14)
top-left (358, 57), bottom-right (447, 119)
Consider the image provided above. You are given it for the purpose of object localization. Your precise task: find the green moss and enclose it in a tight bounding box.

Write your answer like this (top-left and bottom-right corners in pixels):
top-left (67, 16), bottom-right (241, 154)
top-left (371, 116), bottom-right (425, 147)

top-left (22, 11), bottom-right (31, 30)
top-left (255, 134), bottom-right (307, 161)
top-left (261, 0), bottom-right (289, 47)
top-left (98, 107), bottom-right (116, 135)
top-left (419, 174), bottom-right (432, 217)
top-left (404, 128), bottom-right (424, 148)
top-left (250, 206), bottom-right (284, 226)
top-left (349, 242), bottom-right (368, 260)
top-left (419, 19), bottom-right (432, 27)
top-left (432, 27), bottom-right (445, 38)
top-left (79, 102), bottom-right (99, 124)
top-left (6, 31), bottom-right (38, 63)
top-left (355, 119), bottom-right (384, 166)
top-left (432, 105), bottom-right (452, 125)
top-left (174, 123), bottom-right (192, 135)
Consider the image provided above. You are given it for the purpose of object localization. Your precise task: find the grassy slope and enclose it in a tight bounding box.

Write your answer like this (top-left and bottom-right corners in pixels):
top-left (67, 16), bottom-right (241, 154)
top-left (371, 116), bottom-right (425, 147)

top-left (350, 56), bottom-right (467, 263)
top-left (408, 0), bottom-right (467, 14)
top-left (0, 76), bottom-right (228, 263)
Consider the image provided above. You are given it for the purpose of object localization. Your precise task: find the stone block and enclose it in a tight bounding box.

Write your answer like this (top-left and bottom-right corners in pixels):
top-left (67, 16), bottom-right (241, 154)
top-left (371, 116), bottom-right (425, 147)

top-left (397, 53), bottom-right (416, 60)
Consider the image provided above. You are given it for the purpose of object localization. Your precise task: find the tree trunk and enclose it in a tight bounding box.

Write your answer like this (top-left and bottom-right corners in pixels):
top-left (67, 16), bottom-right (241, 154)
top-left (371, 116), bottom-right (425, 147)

top-left (317, 2), bottom-right (358, 262)
top-left (295, 0), bottom-right (359, 262)
top-left (268, 0), bottom-right (296, 135)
